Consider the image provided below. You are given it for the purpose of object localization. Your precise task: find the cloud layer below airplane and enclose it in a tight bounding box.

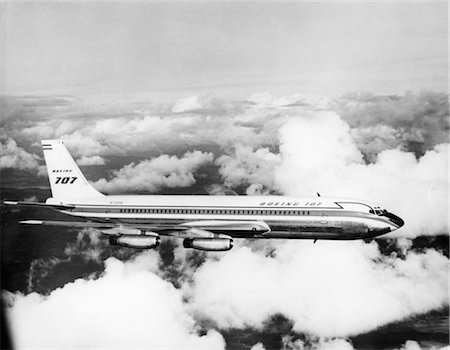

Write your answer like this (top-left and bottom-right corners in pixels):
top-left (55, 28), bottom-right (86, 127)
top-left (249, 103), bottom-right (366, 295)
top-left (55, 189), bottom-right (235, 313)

top-left (4, 238), bottom-right (449, 349)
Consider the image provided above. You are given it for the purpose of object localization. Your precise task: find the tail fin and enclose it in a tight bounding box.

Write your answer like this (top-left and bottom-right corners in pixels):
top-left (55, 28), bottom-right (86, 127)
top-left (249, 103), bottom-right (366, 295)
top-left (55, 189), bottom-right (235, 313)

top-left (41, 140), bottom-right (104, 199)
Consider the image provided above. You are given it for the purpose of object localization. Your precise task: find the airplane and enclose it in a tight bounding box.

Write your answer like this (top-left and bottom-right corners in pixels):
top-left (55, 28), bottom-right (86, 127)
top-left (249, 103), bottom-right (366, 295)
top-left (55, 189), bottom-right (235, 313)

top-left (4, 140), bottom-right (404, 251)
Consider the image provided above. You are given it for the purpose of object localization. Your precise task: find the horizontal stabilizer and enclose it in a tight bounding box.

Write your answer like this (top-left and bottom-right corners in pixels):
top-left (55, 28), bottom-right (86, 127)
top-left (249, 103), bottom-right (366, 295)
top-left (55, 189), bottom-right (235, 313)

top-left (19, 220), bottom-right (114, 229)
top-left (4, 201), bottom-right (75, 210)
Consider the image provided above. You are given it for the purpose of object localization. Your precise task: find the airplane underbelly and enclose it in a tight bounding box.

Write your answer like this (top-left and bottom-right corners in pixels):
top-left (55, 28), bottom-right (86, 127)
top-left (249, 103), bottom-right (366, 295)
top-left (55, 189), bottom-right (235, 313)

top-left (266, 219), bottom-right (368, 240)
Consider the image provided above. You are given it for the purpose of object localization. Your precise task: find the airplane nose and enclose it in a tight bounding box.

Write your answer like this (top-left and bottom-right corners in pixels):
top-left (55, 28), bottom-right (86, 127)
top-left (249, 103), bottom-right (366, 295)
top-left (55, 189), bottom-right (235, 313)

top-left (385, 212), bottom-right (404, 228)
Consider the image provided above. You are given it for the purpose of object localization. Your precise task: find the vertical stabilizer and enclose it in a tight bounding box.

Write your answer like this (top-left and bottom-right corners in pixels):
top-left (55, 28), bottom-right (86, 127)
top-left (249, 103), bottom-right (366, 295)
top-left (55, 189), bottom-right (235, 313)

top-left (41, 140), bottom-right (104, 199)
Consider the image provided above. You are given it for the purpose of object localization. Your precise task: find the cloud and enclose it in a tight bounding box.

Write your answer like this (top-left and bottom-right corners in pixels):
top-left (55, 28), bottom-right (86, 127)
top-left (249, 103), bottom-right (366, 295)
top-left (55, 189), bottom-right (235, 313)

top-left (250, 342), bottom-right (266, 350)
top-left (185, 240), bottom-right (449, 338)
top-left (216, 144), bottom-right (281, 192)
top-left (94, 151), bottom-right (214, 193)
top-left (350, 124), bottom-right (411, 162)
top-left (0, 138), bottom-right (40, 170)
top-left (5, 253), bottom-right (225, 349)
top-left (76, 155), bottom-right (106, 166)
top-left (3, 91), bottom-right (447, 159)
top-left (63, 228), bottom-right (110, 263)
top-left (334, 91), bottom-right (449, 157)
top-left (172, 96), bottom-right (203, 113)
top-left (280, 335), bottom-right (355, 350)
top-left (8, 238), bottom-right (447, 349)
top-left (247, 92), bottom-right (330, 109)
top-left (253, 337), bottom-right (445, 350)
top-left (398, 340), bottom-right (446, 350)
top-left (274, 113), bottom-right (449, 237)
top-left (0, 138), bottom-right (47, 176)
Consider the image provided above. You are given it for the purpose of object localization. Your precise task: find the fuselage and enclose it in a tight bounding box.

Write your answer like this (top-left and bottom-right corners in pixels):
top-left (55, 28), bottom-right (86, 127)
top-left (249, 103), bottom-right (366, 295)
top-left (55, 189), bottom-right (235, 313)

top-left (48, 195), bottom-right (404, 240)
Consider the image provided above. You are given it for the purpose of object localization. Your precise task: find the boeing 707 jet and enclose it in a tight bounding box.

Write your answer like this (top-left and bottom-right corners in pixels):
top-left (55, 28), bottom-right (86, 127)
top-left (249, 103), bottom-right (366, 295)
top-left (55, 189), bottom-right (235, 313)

top-left (4, 140), bottom-right (404, 251)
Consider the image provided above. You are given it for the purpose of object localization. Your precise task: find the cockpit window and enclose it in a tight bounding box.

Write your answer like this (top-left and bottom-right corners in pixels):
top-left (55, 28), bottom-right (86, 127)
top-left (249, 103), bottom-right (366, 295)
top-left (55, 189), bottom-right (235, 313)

top-left (336, 202), bottom-right (374, 214)
top-left (371, 207), bottom-right (388, 216)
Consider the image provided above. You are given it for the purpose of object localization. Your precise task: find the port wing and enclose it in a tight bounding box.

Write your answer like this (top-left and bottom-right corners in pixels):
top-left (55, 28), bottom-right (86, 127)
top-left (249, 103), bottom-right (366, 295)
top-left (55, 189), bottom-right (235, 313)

top-left (18, 219), bottom-right (270, 238)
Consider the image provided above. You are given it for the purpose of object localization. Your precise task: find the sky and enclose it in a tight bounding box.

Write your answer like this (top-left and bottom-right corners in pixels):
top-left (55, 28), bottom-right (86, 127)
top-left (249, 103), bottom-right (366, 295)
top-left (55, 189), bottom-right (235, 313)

top-left (1, 2), bottom-right (448, 98)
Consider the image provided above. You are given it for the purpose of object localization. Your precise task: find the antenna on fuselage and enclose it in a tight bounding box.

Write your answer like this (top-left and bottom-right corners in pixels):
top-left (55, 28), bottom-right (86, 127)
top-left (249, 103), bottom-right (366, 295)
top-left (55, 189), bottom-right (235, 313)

top-left (317, 192), bottom-right (321, 197)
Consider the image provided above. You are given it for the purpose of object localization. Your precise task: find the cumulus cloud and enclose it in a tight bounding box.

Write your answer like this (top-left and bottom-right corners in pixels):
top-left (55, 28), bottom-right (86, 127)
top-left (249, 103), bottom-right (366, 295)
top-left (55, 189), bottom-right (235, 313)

top-left (250, 342), bottom-right (266, 350)
top-left (76, 155), bottom-right (106, 166)
top-left (3, 91), bottom-right (447, 159)
top-left (63, 228), bottom-right (110, 263)
top-left (216, 144), bottom-right (281, 192)
top-left (0, 138), bottom-right (40, 171)
top-left (334, 91), bottom-right (449, 157)
top-left (94, 151), bottom-right (214, 193)
top-left (8, 237), bottom-right (448, 349)
top-left (251, 338), bottom-right (443, 350)
top-left (172, 95), bottom-right (203, 113)
top-left (280, 335), bottom-right (355, 350)
top-left (350, 124), bottom-right (412, 162)
top-left (5, 253), bottom-right (225, 349)
top-left (185, 241), bottom-right (449, 337)
top-left (274, 113), bottom-right (449, 237)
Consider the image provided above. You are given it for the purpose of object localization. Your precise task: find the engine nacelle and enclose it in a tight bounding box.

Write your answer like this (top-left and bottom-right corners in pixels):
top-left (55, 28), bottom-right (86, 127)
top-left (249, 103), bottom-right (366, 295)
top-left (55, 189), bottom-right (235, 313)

top-left (109, 235), bottom-right (160, 249)
top-left (183, 238), bottom-right (233, 251)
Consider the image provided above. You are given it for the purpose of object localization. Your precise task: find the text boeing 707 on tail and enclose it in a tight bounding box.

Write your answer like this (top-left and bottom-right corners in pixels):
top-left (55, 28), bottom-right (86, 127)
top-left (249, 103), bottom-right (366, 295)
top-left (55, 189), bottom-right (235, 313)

top-left (4, 140), bottom-right (404, 251)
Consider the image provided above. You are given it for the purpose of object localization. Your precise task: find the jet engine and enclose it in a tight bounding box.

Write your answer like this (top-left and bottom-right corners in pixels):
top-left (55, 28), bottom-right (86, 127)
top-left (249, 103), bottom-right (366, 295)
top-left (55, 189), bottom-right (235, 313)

top-left (183, 238), bottom-right (233, 251)
top-left (109, 235), bottom-right (160, 249)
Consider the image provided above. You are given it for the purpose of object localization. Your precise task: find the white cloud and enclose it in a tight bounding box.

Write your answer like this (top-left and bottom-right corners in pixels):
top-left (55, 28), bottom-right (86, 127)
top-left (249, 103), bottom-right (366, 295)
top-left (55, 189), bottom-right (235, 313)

top-left (281, 336), bottom-right (355, 350)
top-left (216, 144), bottom-right (281, 190)
top-left (247, 92), bottom-right (330, 109)
top-left (334, 91), bottom-right (449, 155)
top-left (0, 138), bottom-right (43, 174)
top-left (94, 151), bottom-right (214, 193)
top-left (186, 241), bottom-right (449, 337)
top-left (76, 155), bottom-right (106, 166)
top-left (397, 340), bottom-right (447, 350)
top-left (252, 336), bottom-right (445, 350)
top-left (63, 228), bottom-right (109, 263)
top-left (60, 132), bottom-right (110, 157)
top-left (250, 342), bottom-right (266, 350)
top-left (5, 253), bottom-right (225, 349)
top-left (172, 96), bottom-right (202, 113)
top-left (350, 124), bottom-right (407, 162)
top-left (247, 92), bottom-right (274, 106)
top-left (274, 113), bottom-right (449, 237)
